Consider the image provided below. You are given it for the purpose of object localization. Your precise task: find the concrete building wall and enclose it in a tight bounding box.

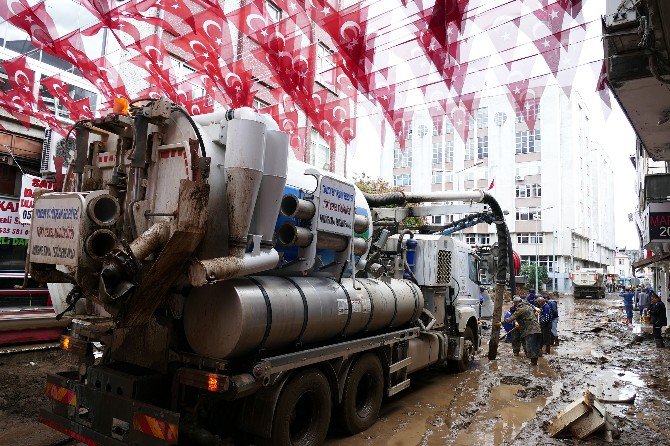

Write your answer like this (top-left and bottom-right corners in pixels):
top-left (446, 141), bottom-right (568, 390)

top-left (385, 84), bottom-right (617, 291)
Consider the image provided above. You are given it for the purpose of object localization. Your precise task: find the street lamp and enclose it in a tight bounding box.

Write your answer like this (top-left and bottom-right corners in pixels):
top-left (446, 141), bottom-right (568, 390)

top-left (533, 205), bottom-right (554, 292)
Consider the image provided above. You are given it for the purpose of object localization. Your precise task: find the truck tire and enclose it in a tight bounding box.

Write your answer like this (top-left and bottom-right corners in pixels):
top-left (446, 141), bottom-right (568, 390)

top-left (336, 353), bottom-right (384, 434)
top-left (449, 326), bottom-right (476, 373)
top-left (270, 369), bottom-right (331, 446)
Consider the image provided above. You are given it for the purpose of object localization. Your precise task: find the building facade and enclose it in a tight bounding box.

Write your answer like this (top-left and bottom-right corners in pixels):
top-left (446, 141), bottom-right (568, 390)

top-left (0, 5), bottom-right (101, 274)
top-left (384, 84), bottom-right (617, 291)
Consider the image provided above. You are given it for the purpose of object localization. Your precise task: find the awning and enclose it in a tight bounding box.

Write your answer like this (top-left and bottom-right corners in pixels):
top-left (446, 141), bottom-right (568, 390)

top-left (632, 252), bottom-right (670, 271)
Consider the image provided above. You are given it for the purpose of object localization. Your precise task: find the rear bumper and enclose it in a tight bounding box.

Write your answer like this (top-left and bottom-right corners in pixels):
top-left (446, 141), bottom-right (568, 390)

top-left (41, 371), bottom-right (179, 446)
top-left (40, 409), bottom-right (124, 446)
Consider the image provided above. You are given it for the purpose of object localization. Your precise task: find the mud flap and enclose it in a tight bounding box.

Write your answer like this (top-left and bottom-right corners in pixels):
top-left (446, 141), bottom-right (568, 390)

top-left (236, 373), bottom-right (291, 439)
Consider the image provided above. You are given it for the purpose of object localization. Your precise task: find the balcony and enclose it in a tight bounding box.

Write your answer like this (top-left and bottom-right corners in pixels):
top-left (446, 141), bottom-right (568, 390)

top-left (603, 0), bottom-right (670, 160)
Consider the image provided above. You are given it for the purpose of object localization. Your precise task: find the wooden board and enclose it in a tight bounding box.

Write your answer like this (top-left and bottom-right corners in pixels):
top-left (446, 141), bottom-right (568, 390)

top-left (548, 398), bottom-right (591, 437)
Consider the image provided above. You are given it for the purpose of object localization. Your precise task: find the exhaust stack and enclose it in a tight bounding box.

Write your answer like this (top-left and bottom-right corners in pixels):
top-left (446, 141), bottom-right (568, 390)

top-left (224, 117), bottom-right (266, 257)
top-left (250, 127), bottom-right (289, 245)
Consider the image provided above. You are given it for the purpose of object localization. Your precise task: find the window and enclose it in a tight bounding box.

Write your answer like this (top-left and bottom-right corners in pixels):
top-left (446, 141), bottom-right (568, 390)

top-left (445, 173), bottom-right (453, 183)
top-left (476, 107), bottom-right (488, 129)
top-left (479, 234), bottom-right (490, 245)
top-left (417, 124), bottom-right (429, 137)
top-left (310, 128), bottom-right (331, 170)
top-left (445, 140), bottom-right (454, 162)
top-left (515, 184), bottom-right (541, 198)
top-left (619, 259), bottom-right (624, 265)
top-left (394, 174), bottom-right (411, 186)
top-left (432, 143), bottom-right (443, 164)
top-left (465, 234), bottom-right (477, 245)
top-left (465, 138), bottom-right (475, 160)
top-left (445, 119), bottom-right (454, 134)
top-left (464, 171), bottom-right (475, 182)
top-left (266, 0), bottom-right (282, 21)
top-left (515, 130), bottom-right (541, 154)
top-left (393, 147), bottom-right (412, 168)
top-left (467, 113), bottom-right (476, 130)
top-left (432, 116), bottom-right (442, 135)
top-left (432, 170), bottom-right (443, 184)
top-left (520, 255), bottom-right (554, 272)
top-left (432, 215), bottom-right (443, 225)
top-left (316, 42), bottom-right (335, 87)
top-left (477, 136), bottom-right (488, 159)
top-left (517, 232), bottom-right (543, 244)
top-left (515, 207), bottom-right (541, 221)
top-left (516, 99), bottom-right (540, 123)
top-left (406, 121), bottom-right (413, 139)
top-left (253, 98), bottom-right (270, 110)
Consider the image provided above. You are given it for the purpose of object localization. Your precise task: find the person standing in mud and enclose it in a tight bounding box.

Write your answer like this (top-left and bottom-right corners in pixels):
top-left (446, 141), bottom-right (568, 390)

top-left (649, 292), bottom-right (667, 348)
top-left (638, 288), bottom-right (651, 319)
top-left (536, 296), bottom-right (553, 354)
top-left (619, 287), bottom-right (635, 325)
top-left (502, 298), bottom-right (542, 365)
top-left (549, 298), bottom-right (559, 346)
top-left (505, 297), bottom-right (527, 356)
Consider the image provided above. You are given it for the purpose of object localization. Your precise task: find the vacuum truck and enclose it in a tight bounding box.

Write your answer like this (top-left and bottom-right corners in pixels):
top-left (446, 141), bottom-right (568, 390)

top-left (30, 98), bottom-right (507, 446)
top-left (571, 268), bottom-right (606, 299)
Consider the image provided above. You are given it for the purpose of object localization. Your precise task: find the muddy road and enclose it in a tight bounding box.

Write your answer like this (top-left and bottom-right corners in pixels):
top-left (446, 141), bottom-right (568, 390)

top-left (327, 293), bottom-right (670, 446)
top-left (0, 294), bottom-right (668, 446)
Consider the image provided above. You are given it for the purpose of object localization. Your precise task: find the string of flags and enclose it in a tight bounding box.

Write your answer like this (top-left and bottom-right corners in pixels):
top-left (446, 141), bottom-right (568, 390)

top-left (0, 0), bottom-right (612, 160)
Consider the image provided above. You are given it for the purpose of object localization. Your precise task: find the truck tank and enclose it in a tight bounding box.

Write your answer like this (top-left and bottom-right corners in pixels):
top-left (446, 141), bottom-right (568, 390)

top-left (30, 101), bottom-right (423, 360)
top-left (184, 276), bottom-right (422, 358)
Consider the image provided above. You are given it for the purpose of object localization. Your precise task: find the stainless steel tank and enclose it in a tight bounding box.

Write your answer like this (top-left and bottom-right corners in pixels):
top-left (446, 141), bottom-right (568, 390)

top-left (183, 276), bottom-right (423, 358)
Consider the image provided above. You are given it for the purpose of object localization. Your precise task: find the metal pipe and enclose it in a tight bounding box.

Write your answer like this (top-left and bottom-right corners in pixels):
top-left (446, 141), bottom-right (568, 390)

top-left (87, 194), bottom-right (120, 226)
top-left (85, 229), bottom-right (118, 260)
top-left (353, 214), bottom-right (369, 233)
top-left (188, 250), bottom-right (280, 287)
top-left (363, 190), bottom-right (485, 207)
top-left (280, 195), bottom-right (316, 220)
top-left (129, 221), bottom-right (171, 260)
top-left (276, 222), bottom-right (313, 247)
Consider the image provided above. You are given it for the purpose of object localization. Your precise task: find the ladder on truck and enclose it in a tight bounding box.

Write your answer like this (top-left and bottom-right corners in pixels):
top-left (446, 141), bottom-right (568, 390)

top-left (387, 340), bottom-right (412, 396)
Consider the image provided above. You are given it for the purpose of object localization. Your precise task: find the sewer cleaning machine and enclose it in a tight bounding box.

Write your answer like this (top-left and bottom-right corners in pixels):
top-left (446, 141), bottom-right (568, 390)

top-left (31, 98), bottom-right (503, 446)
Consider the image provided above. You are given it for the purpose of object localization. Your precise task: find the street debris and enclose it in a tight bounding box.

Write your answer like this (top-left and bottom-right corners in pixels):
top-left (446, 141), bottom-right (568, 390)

top-left (549, 390), bottom-right (621, 442)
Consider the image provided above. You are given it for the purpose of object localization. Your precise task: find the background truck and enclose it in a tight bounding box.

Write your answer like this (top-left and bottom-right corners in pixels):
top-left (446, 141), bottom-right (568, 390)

top-left (31, 99), bottom-right (509, 446)
top-left (571, 268), bottom-right (606, 299)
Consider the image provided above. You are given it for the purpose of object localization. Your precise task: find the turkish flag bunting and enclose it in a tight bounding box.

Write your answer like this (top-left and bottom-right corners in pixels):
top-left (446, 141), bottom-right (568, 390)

top-left (1, 56), bottom-right (37, 104)
top-left (41, 75), bottom-right (75, 110)
top-left (0, 0), bottom-right (57, 50)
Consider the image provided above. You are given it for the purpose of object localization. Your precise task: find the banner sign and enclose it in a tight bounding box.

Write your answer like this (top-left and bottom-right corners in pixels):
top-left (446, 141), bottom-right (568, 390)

top-left (0, 199), bottom-right (30, 239)
top-left (317, 176), bottom-right (355, 236)
top-left (19, 174), bottom-right (56, 224)
top-left (28, 195), bottom-right (83, 266)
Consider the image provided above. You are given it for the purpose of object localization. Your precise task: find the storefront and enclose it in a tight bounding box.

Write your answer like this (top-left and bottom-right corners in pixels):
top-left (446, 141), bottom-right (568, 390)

top-left (0, 129), bottom-right (42, 276)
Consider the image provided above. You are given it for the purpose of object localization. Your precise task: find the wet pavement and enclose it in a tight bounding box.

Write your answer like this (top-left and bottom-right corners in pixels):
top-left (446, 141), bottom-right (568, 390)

top-left (328, 294), bottom-right (670, 446)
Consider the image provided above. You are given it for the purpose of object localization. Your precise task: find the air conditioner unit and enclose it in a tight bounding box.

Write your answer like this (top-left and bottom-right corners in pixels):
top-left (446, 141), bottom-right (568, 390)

top-left (40, 127), bottom-right (59, 174)
top-left (515, 175), bottom-right (523, 181)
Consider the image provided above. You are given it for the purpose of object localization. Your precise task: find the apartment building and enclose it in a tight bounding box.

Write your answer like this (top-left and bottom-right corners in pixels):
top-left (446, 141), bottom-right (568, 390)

top-left (385, 83), bottom-right (616, 291)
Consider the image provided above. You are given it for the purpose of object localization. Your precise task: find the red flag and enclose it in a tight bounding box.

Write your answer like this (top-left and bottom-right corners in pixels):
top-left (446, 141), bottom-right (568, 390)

top-left (596, 60), bottom-right (611, 119)
top-left (1, 56), bottom-right (36, 104)
top-left (487, 179), bottom-right (495, 190)
top-left (1, 0), bottom-right (57, 49)
top-left (68, 97), bottom-right (94, 121)
top-left (41, 75), bottom-right (75, 110)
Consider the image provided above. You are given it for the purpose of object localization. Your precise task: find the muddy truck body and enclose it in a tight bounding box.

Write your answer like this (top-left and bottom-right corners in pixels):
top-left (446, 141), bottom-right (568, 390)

top-left (30, 100), bottom-right (505, 446)
top-left (571, 268), bottom-right (606, 299)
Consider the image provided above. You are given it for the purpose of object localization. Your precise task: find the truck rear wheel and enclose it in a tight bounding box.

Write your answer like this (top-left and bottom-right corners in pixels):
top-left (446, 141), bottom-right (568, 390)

top-left (337, 353), bottom-right (384, 434)
top-left (270, 369), bottom-right (331, 446)
top-left (449, 326), bottom-right (476, 373)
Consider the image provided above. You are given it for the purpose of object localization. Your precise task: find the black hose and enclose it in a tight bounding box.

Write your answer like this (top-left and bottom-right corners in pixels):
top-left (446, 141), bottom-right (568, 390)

top-left (362, 191), bottom-right (406, 207)
top-left (396, 229), bottom-right (413, 255)
top-left (173, 106), bottom-right (207, 158)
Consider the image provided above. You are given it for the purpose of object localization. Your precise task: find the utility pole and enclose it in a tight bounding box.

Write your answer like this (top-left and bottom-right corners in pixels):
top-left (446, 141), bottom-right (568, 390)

top-left (553, 227), bottom-right (557, 291)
